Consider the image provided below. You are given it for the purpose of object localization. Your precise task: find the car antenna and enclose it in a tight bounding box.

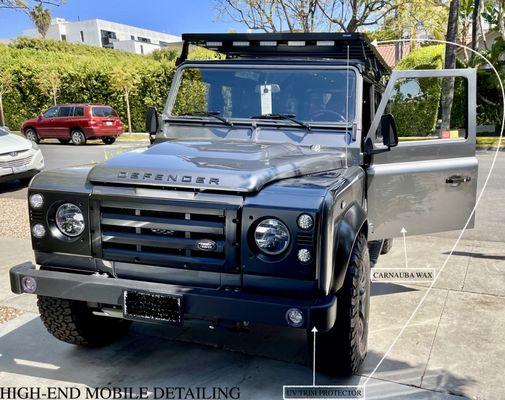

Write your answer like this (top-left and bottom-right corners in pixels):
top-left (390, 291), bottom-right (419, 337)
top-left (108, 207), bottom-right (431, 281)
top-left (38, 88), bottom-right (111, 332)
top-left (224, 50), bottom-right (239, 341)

top-left (345, 44), bottom-right (350, 169)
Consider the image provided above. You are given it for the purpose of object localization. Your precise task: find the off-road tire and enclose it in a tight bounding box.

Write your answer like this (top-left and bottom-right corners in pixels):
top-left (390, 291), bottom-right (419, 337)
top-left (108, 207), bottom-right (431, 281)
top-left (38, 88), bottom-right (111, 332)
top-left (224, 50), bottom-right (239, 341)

top-left (380, 238), bottom-right (394, 255)
top-left (313, 233), bottom-right (370, 376)
top-left (102, 137), bottom-right (116, 145)
top-left (58, 138), bottom-right (70, 144)
top-left (37, 296), bottom-right (130, 347)
top-left (25, 128), bottom-right (39, 143)
top-left (71, 129), bottom-right (86, 145)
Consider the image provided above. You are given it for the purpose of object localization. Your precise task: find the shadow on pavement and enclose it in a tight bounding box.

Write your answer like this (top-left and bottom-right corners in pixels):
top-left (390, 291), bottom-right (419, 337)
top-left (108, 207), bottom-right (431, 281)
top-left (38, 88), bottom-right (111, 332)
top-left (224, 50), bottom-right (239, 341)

top-left (371, 282), bottom-right (418, 297)
top-left (443, 250), bottom-right (505, 261)
top-left (0, 315), bottom-right (474, 399)
top-left (0, 179), bottom-right (30, 194)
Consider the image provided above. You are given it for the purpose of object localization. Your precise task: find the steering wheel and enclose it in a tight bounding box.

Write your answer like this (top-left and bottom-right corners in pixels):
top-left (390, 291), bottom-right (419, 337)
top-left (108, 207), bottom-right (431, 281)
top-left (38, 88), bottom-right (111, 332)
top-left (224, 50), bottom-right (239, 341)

top-left (311, 109), bottom-right (347, 122)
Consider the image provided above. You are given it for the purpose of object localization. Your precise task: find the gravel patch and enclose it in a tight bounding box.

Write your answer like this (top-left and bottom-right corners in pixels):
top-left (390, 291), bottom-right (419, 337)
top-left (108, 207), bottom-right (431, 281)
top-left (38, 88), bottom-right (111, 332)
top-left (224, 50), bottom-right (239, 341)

top-left (0, 198), bottom-right (30, 239)
top-left (0, 306), bottom-right (24, 325)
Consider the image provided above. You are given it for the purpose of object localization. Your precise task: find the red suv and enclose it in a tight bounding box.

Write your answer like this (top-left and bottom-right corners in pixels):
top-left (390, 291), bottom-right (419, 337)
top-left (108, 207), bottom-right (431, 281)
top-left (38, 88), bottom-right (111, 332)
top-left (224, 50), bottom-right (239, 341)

top-left (21, 104), bottom-right (123, 145)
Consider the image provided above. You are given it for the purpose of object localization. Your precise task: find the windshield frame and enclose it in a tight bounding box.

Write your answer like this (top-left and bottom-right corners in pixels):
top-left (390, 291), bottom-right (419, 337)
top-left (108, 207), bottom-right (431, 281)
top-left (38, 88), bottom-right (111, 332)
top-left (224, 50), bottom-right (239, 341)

top-left (164, 62), bottom-right (362, 130)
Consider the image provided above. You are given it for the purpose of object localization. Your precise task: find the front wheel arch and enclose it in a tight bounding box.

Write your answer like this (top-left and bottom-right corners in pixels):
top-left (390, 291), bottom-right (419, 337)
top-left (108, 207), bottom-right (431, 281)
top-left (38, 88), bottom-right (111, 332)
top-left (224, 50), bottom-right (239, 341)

top-left (330, 203), bottom-right (368, 293)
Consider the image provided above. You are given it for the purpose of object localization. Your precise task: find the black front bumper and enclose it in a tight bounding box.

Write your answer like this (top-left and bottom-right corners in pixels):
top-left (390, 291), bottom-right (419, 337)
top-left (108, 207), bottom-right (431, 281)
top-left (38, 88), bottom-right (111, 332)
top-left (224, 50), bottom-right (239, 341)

top-left (0, 169), bottom-right (38, 184)
top-left (10, 263), bottom-right (337, 332)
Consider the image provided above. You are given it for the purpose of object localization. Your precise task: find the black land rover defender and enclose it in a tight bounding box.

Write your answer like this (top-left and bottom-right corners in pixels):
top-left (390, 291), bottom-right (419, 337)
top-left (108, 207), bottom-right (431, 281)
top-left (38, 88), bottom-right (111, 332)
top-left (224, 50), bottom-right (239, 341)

top-left (10, 33), bottom-right (479, 376)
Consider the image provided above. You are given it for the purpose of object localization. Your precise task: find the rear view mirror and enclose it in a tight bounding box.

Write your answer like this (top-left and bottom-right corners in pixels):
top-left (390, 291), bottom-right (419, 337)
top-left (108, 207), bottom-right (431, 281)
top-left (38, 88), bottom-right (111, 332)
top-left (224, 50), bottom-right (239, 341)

top-left (146, 106), bottom-right (159, 135)
top-left (254, 84), bottom-right (280, 93)
top-left (146, 107), bottom-right (160, 135)
top-left (380, 114), bottom-right (398, 148)
top-left (38, 114), bottom-right (43, 119)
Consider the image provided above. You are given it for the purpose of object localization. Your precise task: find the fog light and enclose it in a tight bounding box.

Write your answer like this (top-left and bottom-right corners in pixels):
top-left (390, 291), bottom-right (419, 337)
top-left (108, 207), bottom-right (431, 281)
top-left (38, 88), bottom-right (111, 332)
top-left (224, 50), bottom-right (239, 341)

top-left (297, 248), bottom-right (312, 263)
top-left (297, 214), bottom-right (313, 230)
top-left (21, 276), bottom-right (37, 293)
top-left (286, 308), bottom-right (304, 327)
top-left (29, 193), bottom-right (44, 209)
top-left (32, 223), bottom-right (46, 238)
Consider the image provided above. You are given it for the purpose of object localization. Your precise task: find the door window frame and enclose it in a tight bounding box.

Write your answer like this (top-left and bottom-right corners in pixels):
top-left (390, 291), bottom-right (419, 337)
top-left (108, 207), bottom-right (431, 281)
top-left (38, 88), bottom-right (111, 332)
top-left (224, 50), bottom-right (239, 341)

top-left (365, 68), bottom-right (477, 150)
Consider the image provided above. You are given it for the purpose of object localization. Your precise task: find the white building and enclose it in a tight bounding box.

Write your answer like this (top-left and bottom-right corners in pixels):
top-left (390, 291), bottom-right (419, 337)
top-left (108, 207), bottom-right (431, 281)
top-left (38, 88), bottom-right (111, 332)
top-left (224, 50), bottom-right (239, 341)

top-left (23, 18), bottom-right (181, 55)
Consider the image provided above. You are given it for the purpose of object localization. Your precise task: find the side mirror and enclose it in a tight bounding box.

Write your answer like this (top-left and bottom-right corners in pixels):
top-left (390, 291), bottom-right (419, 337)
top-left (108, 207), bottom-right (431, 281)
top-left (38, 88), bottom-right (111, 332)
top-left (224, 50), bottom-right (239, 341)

top-left (380, 113), bottom-right (398, 148)
top-left (38, 114), bottom-right (43, 120)
top-left (146, 106), bottom-right (159, 135)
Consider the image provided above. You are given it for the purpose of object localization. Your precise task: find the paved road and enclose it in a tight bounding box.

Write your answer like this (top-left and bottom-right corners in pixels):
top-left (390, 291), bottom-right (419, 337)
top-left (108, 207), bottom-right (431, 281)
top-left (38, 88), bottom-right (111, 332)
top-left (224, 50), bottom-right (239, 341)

top-left (0, 141), bottom-right (146, 200)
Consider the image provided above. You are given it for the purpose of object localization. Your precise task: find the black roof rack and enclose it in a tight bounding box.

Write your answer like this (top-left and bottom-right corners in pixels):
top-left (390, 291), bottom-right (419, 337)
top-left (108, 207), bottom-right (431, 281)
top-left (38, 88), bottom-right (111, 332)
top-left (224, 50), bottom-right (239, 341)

top-left (176, 32), bottom-right (390, 78)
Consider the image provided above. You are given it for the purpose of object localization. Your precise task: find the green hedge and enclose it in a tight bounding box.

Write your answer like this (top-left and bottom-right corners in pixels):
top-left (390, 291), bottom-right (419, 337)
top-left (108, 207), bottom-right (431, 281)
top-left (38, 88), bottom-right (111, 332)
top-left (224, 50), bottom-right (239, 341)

top-left (392, 45), bottom-right (444, 136)
top-left (0, 38), bottom-right (219, 132)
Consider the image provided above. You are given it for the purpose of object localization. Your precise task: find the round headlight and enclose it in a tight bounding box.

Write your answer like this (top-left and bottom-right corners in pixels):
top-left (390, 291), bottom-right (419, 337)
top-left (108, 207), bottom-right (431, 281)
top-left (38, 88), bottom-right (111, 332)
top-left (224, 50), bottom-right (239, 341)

top-left (254, 218), bottom-right (290, 255)
top-left (297, 214), bottom-right (313, 230)
top-left (55, 203), bottom-right (85, 237)
top-left (297, 248), bottom-right (312, 263)
top-left (29, 193), bottom-right (44, 209)
top-left (32, 223), bottom-right (46, 238)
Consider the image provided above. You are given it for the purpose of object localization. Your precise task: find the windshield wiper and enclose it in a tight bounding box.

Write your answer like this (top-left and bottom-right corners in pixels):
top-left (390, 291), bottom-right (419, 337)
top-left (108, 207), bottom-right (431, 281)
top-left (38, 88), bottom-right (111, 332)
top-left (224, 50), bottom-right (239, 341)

top-left (251, 113), bottom-right (311, 131)
top-left (179, 111), bottom-right (233, 126)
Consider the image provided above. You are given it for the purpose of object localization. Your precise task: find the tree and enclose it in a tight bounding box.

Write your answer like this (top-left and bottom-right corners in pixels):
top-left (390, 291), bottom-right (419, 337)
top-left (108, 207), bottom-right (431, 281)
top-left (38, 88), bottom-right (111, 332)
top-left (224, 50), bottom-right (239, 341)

top-left (0, 1), bottom-right (62, 11)
top-left (215, 0), bottom-right (445, 33)
top-left (471, 0), bottom-right (481, 49)
top-left (36, 65), bottom-right (61, 105)
top-left (110, 64), bottom-right (141, 134)
top-left (373, 0), bottom-right (448, 42)
top-left (440, 0), bottom-right (460, 131)
top-left (29, 3), bottom-right (52, 38)
top-left (0, 66), bottom-right (13, 127)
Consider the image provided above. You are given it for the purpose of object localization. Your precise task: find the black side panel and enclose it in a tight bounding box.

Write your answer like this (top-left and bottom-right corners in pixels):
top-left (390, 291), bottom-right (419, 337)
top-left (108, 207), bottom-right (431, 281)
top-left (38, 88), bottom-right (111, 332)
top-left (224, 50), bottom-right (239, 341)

top-left (331, 203), bottom-right (367, 292)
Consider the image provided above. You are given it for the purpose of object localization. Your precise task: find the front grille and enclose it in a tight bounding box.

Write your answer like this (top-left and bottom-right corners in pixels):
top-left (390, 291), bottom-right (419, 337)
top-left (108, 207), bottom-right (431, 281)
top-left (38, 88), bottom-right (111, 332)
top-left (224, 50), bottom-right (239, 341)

top-left (0, 155), bottom-right (32, 168)
top-left (95, 198), bottom-right (239, 273)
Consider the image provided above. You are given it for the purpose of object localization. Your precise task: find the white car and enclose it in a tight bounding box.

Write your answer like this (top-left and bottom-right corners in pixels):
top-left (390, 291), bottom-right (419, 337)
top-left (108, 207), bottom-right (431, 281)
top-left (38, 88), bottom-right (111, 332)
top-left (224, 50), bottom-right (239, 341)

top-left (0, 127), bottom-right (44, 184)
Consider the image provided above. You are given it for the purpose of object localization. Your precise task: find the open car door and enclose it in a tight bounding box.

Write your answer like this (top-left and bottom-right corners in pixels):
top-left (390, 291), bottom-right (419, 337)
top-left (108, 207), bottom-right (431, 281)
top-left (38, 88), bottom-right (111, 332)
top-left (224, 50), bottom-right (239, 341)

top-left (366, 68), bottom-right (478, 240)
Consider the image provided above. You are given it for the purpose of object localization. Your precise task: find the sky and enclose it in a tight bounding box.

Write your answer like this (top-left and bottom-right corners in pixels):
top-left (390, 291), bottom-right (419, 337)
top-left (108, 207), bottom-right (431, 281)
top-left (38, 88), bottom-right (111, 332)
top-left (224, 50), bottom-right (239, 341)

top-left (0, 0), bottom-right (244, 39)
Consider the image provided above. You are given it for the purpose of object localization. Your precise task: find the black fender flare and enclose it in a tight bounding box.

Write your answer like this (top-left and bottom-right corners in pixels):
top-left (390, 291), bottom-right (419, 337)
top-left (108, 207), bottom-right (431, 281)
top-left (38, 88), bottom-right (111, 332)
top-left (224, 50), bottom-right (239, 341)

top-left (330, 202), bottom-right (368, 293)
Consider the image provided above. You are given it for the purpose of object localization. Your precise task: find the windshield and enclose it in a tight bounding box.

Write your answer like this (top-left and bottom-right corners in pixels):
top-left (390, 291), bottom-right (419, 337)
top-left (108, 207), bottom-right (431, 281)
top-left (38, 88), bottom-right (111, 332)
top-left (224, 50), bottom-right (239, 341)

top-left (170, 66), bottom-right (356, 125)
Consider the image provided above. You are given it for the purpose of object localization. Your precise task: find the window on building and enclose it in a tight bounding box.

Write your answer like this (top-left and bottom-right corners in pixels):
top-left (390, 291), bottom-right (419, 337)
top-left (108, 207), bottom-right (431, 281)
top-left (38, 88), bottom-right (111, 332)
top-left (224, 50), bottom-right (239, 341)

top-left (138, 36), bottom-right (151, 43)
top-left (61, 34), bottom-right (67, 41)
top-left (140, 45), bottom-right (144, 55)
top-left (80, 31), bottom-right (85, 42)
top-left (131, 35), bottom-right (135, 40)
top-left (73, 106), bottom-right (84, 117)
top-left (100, 30), bottom-right (117, 48)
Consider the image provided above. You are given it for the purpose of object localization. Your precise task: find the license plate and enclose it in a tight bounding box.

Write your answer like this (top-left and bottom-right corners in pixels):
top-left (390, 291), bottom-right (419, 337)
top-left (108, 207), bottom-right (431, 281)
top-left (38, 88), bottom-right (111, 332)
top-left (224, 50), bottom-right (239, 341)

top-left (12, 165), bottom-right (28, 174)
top-left (123, 290), bottom-right (182, 324)
top-left (105, 121), bottom-right (113, 126)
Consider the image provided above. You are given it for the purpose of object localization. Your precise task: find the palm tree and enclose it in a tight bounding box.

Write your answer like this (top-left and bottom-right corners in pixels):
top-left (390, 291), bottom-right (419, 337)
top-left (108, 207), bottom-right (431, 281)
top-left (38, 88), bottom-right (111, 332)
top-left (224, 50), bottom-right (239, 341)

top-left (471, 0), bottom-right (481, 50)
top-left (29, 3), bottom-right (52, 38)
top-left (440, 0), bottom-right (460, 131)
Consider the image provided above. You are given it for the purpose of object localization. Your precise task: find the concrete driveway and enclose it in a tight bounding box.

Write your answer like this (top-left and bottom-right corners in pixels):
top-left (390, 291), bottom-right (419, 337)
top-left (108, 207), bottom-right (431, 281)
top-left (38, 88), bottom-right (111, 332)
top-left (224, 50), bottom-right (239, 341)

top-left (0, 149), bottom-right (504, 399)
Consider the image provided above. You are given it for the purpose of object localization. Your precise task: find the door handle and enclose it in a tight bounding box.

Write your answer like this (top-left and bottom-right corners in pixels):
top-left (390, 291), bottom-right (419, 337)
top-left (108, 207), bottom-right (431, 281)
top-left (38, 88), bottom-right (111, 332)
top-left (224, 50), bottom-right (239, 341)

top-left (446, 175), bottom-right (471, 185)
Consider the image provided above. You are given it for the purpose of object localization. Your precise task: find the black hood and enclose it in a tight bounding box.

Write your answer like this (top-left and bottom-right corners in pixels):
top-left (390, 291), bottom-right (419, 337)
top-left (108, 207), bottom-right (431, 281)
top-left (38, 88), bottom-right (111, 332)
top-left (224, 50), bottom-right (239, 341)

top-left (88, 140), bottom-right (346, 192)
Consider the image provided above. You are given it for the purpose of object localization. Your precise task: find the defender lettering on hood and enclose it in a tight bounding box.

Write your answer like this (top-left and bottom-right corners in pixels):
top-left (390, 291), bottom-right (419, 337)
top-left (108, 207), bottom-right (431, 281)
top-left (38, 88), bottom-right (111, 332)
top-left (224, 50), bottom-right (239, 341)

top-left (117, 171), bottom-right (220, 185)
top-left (88, 140), bottom-right (346, 192)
